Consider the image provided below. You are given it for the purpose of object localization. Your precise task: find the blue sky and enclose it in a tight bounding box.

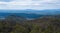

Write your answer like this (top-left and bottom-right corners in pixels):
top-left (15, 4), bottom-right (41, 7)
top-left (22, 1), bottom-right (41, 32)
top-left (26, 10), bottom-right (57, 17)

top-left (0, 0), bottom-right (13, 2)
top-left (0, 0), bottom-right (60, 10)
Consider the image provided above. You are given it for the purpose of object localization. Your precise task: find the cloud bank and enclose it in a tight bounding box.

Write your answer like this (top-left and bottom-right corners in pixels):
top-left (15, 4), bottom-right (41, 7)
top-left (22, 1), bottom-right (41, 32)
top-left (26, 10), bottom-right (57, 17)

top-left (0, 0), bottom-right (60, 10)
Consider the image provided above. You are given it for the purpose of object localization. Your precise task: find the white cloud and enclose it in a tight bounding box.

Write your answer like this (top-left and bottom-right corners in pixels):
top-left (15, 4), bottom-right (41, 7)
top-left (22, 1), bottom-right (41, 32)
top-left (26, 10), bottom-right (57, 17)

top-left (0, 0), bottom-right (60, 10)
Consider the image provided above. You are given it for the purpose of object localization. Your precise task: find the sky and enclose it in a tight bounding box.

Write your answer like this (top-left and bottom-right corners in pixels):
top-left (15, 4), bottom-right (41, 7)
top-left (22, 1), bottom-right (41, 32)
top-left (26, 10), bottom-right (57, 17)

top-left (0, 0), bottom-right (60, 10)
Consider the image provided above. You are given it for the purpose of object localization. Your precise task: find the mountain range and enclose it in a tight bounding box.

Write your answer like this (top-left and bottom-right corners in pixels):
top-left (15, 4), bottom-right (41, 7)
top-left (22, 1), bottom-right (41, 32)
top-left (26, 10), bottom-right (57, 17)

top-left (0, 9), bottom-right (60, 15)
top-left (0, 9), bottom-right (60, 19)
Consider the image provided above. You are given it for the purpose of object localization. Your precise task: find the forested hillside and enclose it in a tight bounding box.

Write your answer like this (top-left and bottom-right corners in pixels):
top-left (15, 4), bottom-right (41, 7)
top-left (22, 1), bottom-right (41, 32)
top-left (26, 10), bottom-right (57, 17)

top-left (0, 15), bottom-right (60, 33)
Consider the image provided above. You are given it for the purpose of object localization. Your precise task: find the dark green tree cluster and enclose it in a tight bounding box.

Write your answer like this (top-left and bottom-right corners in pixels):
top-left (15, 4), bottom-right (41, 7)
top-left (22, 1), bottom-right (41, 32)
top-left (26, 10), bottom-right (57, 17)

top-left (0, 15), bottom-right (60, 33)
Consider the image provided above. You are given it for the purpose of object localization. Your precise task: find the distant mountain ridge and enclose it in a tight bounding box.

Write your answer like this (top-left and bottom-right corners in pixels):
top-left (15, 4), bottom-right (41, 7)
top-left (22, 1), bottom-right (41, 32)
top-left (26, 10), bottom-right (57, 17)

top-left (0, 9), bottom-right (60, 15)
top-left (0, 13), bottom-right (44, 19)
top-left (0, 9), bottom-right (60, 19)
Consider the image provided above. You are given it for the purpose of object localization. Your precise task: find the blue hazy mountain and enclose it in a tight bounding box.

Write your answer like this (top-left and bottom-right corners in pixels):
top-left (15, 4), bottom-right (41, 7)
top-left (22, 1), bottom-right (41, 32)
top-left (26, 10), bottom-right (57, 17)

top-left (0, 9), bottom-right (60, 19)
top-left (0, 9), bottom-right (60, 15)
top-left (0, 13), bottom-right (43, 19)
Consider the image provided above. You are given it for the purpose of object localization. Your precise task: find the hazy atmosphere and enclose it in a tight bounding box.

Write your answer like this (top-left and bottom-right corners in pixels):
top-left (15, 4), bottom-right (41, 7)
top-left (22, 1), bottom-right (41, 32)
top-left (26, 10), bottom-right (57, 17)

top-left (0, 0), bottom-right (60, 33)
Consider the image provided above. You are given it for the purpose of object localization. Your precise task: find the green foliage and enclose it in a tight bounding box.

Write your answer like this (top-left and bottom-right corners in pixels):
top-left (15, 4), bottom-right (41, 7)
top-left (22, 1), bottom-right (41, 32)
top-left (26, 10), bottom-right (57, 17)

top-left (10, 24), bottom-right (28, 33)
top-left (30, 24), bottom-right (41, 33)
top-left (0, 15), bottom-right (60, 33)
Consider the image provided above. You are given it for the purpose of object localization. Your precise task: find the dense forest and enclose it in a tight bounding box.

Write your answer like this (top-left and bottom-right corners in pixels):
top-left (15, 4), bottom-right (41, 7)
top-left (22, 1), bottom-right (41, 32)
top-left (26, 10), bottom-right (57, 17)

top-left (0, 15), bottom-right (60, 33)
